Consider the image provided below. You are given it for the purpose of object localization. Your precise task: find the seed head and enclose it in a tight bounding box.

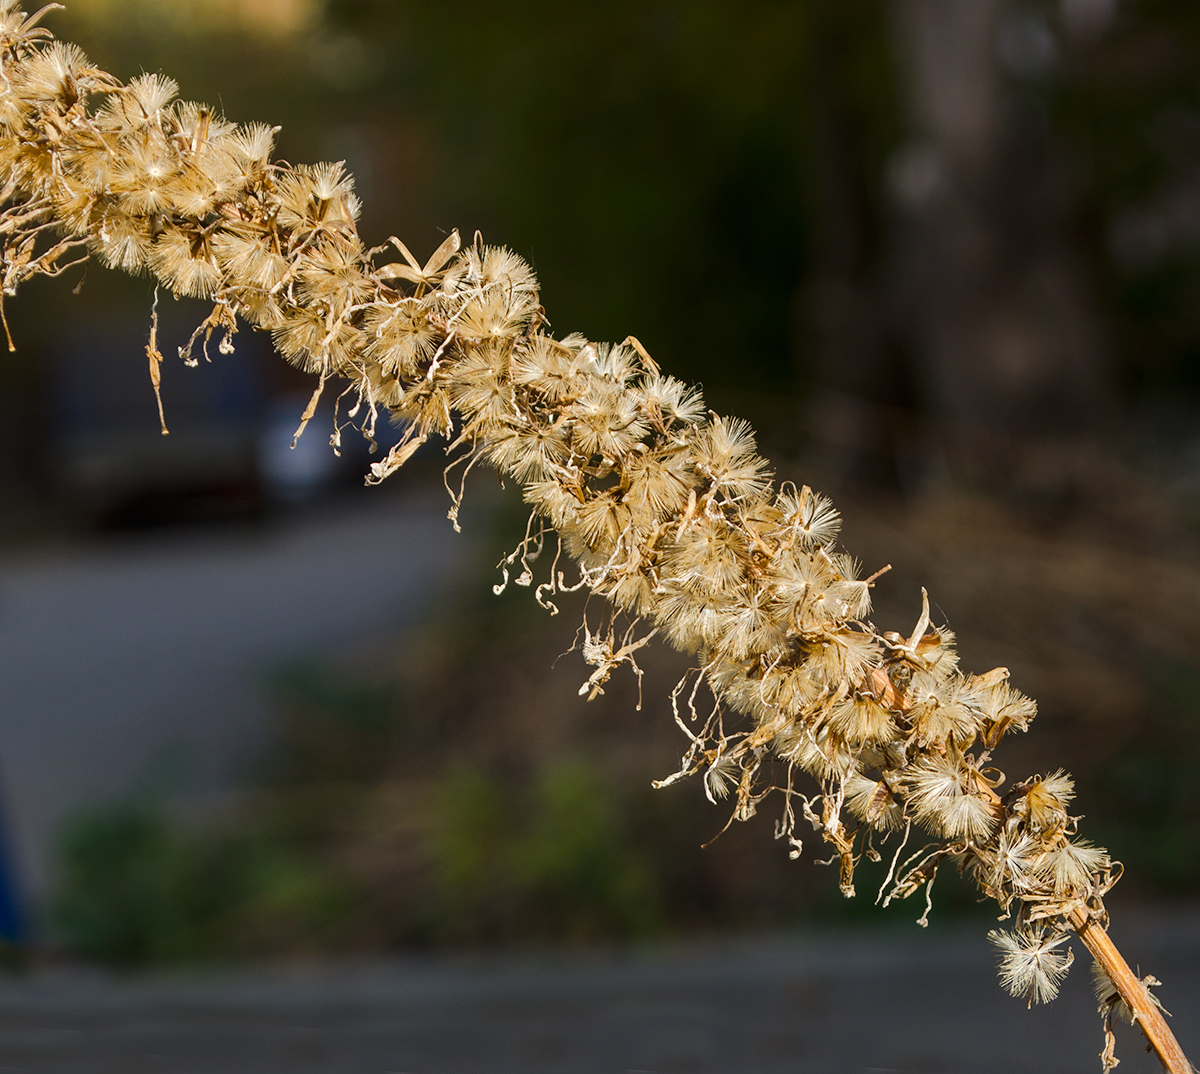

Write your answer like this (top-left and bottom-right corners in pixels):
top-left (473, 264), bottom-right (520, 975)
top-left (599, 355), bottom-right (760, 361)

top-left (990, 926), bottom-right (1075, 1006)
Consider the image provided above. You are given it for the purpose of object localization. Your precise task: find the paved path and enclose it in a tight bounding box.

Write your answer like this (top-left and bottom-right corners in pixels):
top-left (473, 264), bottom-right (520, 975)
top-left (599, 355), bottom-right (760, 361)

top-left (0, 911), bottom-right (1196, 1073)
top-left (0, 486), bottom-right (472, 894)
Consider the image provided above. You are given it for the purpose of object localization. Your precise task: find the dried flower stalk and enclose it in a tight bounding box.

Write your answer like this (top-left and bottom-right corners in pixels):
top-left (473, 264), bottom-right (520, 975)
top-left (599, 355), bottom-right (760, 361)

top-left (0, 6), bottom-right (1191, 1070)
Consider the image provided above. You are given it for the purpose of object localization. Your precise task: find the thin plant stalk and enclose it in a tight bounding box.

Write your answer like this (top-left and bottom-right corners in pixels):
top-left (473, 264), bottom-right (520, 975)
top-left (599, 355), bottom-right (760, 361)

top-left (971, 782), bottom-right (1191, 1072)
top-left (1072, 910), bottom-right (1190, 1074)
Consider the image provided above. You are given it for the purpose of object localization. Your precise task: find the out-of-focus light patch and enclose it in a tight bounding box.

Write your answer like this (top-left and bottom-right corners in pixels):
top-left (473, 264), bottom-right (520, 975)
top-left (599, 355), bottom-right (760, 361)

top-left (63, 0), bottom-right (323, 37)
top-left (309, 32), bottom-right (376, 90)
top-left (885, 141), bottom-right (945, 211)
top-left (1060, 0), bottom-right (1118, 43)
top-left (997, 10), bottom-right (1058, 81)
top-left (258, 394), bottom-right (341, 501)
top-left (1108, 172), bottom-right (1200, 271)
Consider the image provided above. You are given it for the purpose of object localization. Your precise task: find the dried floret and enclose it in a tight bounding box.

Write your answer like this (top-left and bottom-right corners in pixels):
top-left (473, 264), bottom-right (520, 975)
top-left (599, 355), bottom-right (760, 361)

top-left (757, 659), bottom-right (828, 721)
top-left (1013, 770), bottom-right (1075, 832)
top-left (364, 297), bottom-right (440, 378)
top-left (844, 772), bottom-right (904, 829)
top-left (213, 225), bottom-right (290, 293)
top-left (149, 225), bottom-right (221, 298)
top-left (511, 336), bottom-right (582, 399)
top-left (309, 159), bottom-right (354, 202)
top-left (990, 926), bottom-right (1074, 1006)
top-left (226, 121), bottom-right (278, 169)
top-left (973, 830), bottom-right (1041, 907)
top-left (126, 72), bottom-right (178, 117)
top-left (655, 585), bottom-right (732, 652)
top-left (450, 345), bottom-right (516, 423)
top-left (903, 753), bottom-right (997, 840)
top-left (14, 40), bottom-right (91, 101)
top-left (640, 374), bottom-right (706, 427)
top-left (714, 586), bottom-right (785, 661)
top-left (969, 677), bottom-right (1038, 749)
top-left (1036, 838), bottom-right (1110, 897)
top-left (693, 415), bottom-right (772, 502)
top-left (487, 418), bottom-right (569, 483)
top-left (777, 483), bottom-right (842, 548)
top-left (828, 695), bottom-right (895, 748)
top-left (95, 211), bottom-right (153, 271)
top-left (567, 377), bottom-right (650, 459)
top-left (662, 513), bottom-right (748, 596)
top-left (522, 477), bottom-right (581, 531)
top-left (907, 673), bottom-right (986, 749)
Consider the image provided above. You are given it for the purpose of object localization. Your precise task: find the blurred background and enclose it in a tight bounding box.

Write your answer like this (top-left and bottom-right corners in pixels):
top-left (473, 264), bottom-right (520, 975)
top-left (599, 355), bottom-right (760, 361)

top-left (1, 0), bottom-right (1200, 1068)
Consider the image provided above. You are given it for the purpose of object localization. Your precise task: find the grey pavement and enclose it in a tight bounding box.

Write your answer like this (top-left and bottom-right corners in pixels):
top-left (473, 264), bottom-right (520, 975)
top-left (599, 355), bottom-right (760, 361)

top-left (0, 486), bottom-right (472, 894)
top-left (0, 910), bottom-right (1197, 1073)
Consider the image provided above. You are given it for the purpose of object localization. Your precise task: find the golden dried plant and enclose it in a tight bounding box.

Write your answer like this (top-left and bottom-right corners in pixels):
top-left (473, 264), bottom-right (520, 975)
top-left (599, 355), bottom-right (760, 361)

top-left (0, 5), bottom-right (1191, 1070)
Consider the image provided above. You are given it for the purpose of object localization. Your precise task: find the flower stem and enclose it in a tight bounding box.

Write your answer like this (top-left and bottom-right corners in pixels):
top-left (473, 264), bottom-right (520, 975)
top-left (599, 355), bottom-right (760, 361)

top-left (1068, 906), bottom-right (1193, 1074)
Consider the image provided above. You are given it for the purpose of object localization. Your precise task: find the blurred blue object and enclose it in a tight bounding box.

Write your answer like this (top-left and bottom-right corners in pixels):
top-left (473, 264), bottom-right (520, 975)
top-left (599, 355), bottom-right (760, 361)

top-left (257, 394), bottom-right (342, 502)
top-left (0, 785), bottom-right (24, 944)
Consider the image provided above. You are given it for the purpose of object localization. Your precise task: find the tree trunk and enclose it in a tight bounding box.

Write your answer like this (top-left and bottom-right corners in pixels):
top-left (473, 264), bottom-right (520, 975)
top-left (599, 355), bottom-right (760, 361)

top-left (887, 0), bottom-right (1112, 500)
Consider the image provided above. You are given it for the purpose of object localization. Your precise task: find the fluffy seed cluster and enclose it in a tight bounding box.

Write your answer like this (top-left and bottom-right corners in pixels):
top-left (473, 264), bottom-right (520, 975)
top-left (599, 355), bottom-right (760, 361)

top-left (0, 0), bottom-right (1123, 1028)
top-left (990, 924), bottom-right (1075, 1007)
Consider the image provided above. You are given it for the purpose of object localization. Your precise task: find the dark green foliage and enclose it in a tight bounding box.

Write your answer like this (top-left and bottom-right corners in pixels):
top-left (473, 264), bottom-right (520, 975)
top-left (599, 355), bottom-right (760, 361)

top-left (264, 661), bottom-right (400, 786)
top-left (1084, 656), bottom-right (1200, 892)
top-left (428, 762), bottom-right (662, 943)
top-left (1051, 0), bottom-right (1200, 407)
top-left (316, 1), bottom-right (899, 402)
top-left (51, 799), bottom-right (357, 964)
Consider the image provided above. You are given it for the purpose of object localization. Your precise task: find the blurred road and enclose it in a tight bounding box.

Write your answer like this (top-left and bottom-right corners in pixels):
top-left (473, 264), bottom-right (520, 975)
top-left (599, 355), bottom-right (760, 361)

top-left (0, 910), bottom-right (1197, 1073)
top-left (0, 485), bottom-right (471, 895)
